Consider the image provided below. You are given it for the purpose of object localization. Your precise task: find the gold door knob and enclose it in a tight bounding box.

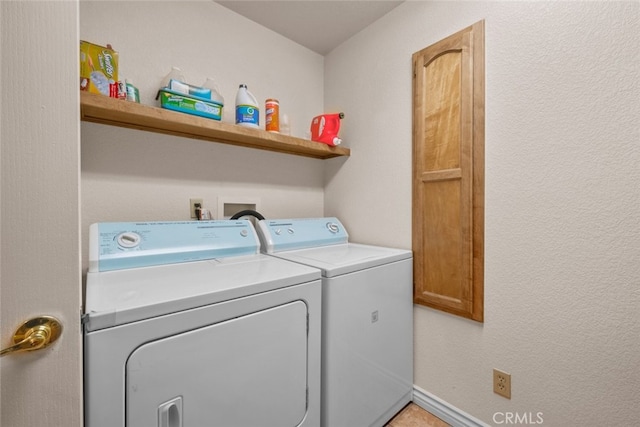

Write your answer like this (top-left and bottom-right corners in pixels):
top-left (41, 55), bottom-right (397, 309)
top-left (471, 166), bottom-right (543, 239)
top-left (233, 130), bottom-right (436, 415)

top-left (0, 316), bottom-right (62, 357)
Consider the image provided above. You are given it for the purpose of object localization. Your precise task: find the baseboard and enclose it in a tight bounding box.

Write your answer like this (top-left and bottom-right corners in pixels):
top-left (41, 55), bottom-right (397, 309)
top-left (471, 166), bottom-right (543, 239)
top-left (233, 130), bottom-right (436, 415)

top-left (412, 386), bottom-right (490, 427)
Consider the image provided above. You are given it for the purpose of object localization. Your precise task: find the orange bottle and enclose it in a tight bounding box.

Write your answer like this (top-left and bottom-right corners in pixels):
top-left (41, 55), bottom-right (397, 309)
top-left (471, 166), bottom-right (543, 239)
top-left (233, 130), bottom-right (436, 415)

top-left (265, 99), bottom-right (279, 132)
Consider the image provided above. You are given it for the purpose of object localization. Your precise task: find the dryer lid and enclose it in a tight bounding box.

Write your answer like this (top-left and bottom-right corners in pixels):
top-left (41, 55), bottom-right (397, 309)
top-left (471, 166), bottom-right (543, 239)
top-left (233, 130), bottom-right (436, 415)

top-left (84, 254), bottom-right (320, 331)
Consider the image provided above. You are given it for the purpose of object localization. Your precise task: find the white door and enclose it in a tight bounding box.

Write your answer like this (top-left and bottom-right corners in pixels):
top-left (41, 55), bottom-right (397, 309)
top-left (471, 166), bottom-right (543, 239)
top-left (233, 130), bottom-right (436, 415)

top-left (0, 1), bottom-right (83, 426)
top-left (127, 302), bottom-right (308, 427)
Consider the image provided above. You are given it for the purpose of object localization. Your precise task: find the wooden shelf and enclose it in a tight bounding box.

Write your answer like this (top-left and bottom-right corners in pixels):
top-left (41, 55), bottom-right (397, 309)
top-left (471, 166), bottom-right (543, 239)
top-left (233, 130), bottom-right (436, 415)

top-left (80, 92), bottom-right (350, 159)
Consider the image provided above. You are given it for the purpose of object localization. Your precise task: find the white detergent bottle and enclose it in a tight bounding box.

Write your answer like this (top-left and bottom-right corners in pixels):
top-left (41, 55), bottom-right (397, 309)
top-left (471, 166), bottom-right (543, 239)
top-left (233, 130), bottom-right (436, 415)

top-left (202, 77), bottom-right (225, 117)
top-left (161, 66), bottom-right (187, 92)
top-left (202, 77), bottom-right (224, 105)
top-left (235, 84), bottom-right (259, 128)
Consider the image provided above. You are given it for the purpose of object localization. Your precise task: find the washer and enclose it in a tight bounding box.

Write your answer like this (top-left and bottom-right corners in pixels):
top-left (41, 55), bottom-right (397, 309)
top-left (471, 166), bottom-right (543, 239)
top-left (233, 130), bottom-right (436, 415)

top-left (256, 217), bottom-right (413, 427)
top-left (83, 220), bottom-right (321, 427)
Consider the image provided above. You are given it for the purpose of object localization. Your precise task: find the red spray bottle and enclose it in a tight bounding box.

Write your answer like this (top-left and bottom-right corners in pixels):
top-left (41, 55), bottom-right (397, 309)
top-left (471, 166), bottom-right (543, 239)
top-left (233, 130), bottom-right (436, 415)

top-left (310, 113), bottom-right (344, 146)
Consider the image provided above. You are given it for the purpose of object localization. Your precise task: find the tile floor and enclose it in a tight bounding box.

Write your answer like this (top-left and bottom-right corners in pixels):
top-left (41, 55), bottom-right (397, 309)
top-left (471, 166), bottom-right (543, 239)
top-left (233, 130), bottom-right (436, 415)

top-left (386, 403), bottom-right (451, 427)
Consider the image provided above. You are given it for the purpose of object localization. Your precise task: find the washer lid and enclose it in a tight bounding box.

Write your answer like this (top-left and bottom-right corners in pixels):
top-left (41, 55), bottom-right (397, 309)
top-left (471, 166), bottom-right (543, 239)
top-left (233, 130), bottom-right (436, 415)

top-left (83, 254), bottom-right (320, 331)
top-left (273, 243), bottom-right (412, 277)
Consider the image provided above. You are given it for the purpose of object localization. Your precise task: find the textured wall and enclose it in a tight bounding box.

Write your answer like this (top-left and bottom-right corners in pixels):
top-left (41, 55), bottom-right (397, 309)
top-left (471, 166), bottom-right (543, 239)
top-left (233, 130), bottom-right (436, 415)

top-left (325, 1), bottom-right (640, 425)
top-left (80, 1), bottom-right (327, 271)
top-left (1, 1), bottom-right (83, 426)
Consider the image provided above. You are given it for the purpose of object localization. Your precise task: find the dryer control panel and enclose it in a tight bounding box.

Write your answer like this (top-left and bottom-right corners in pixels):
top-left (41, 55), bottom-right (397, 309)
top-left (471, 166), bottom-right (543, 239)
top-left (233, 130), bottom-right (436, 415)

top-left (89, 221), bottom-right (260, 272)
top-left (257, 217), bottom-right (349, 253)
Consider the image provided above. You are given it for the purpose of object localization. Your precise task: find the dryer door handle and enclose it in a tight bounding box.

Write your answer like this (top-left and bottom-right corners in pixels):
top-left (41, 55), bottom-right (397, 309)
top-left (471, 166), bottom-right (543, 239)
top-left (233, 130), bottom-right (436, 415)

top-left (159, 397), bottom-right (183, 427)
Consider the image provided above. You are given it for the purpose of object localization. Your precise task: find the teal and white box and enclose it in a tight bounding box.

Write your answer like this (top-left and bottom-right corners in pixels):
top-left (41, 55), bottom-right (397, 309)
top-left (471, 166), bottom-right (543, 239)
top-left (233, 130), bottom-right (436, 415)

top-left (157, 88), bottom-right (223, 121)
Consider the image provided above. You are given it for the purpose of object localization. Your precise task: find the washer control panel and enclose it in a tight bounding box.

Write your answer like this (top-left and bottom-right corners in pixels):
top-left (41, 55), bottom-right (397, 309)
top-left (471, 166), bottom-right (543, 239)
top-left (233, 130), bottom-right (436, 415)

top-left (89, 221), bottom-right (260, 272)
top-left (257, 217), bottom-right (348, 253)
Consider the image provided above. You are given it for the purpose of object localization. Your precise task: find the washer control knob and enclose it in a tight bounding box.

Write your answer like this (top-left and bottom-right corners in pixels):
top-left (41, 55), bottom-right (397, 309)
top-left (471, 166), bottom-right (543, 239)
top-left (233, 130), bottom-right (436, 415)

top-left (287, 228), bottom-right (295, 234)
top-left (117, 232), bottom-right (141, 248)
top-left (240, 229), bottom-right (248, 237)
top-left (275, 229), bottom-right (282, 235)
top-left (326, 222), bottom-right (340, 233)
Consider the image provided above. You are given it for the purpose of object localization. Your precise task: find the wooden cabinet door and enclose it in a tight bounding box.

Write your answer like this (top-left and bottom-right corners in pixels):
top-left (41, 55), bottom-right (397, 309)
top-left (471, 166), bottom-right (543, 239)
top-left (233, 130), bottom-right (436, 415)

top-left (412, 21), bottom-right (484, 322)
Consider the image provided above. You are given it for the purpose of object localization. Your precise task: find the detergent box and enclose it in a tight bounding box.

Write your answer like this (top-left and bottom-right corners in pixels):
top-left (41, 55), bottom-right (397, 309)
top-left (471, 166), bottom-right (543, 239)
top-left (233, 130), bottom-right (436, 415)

top-left (80, 41), bottom-right (119, 97)
top-left (157, 89), bottom-right (223, 121)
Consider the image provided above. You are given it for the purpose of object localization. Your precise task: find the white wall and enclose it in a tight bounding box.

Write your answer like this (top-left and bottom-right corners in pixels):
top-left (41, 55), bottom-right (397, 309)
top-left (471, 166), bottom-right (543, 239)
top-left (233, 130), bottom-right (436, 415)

top-left (325, 1), bottom-right (640, 425)
top-left (80, 1), bottom-right (326, 271)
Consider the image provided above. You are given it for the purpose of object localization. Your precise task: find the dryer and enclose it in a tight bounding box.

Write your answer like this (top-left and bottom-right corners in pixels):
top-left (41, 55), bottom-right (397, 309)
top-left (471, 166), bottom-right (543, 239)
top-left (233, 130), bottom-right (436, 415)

top-left (83, 220), bottom-right (321, 427)
top-left (256, 218), bottom-right (413, 427)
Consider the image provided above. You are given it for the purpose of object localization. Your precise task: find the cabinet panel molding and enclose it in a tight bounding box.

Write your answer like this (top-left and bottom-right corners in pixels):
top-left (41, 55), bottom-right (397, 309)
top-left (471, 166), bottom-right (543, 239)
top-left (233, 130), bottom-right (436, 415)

top-left (412, 20), bottom-right (485, 322)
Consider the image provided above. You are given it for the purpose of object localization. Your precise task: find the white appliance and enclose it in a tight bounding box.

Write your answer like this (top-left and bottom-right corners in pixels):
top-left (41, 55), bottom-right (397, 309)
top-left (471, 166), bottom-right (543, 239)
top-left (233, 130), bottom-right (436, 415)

top-left (83, 220), bottom-right (321, 427)
top-left (256, 218), bottom-right (413, 427)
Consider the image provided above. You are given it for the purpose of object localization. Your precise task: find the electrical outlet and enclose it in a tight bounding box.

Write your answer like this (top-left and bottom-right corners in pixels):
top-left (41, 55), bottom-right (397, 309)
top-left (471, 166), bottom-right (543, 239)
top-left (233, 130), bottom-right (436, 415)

top-left (493, 369), bottom-right (511, 399)
top-left (190, 198), bottom-right (203, 219)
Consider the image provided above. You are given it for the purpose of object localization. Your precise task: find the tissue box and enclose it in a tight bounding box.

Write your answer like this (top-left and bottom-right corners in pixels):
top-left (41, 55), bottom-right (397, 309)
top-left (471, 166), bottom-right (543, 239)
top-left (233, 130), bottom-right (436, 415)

top-left (166, 79), bottom-right (211, 100)
top-left (157, 89), bottom-right (223, 120)
top-left (80, 41), bottom-right (119, 96)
